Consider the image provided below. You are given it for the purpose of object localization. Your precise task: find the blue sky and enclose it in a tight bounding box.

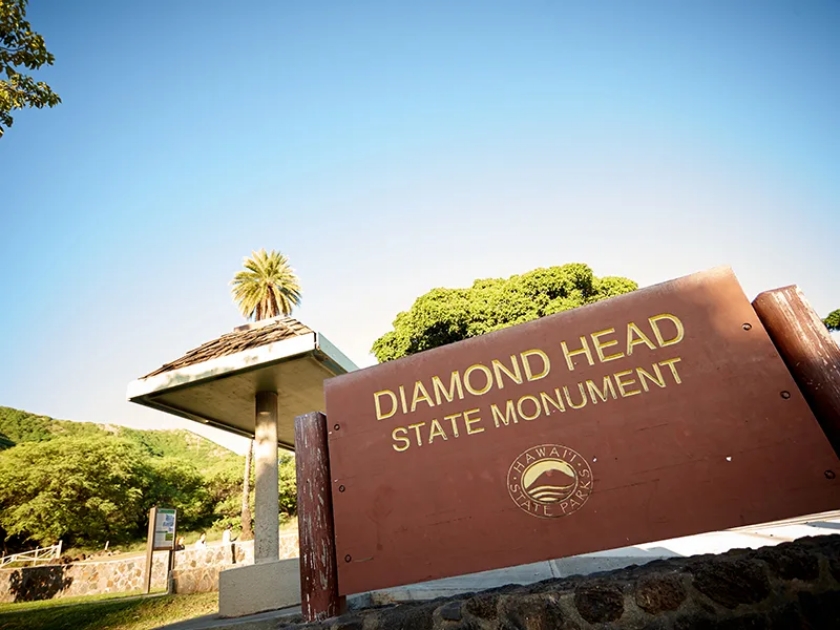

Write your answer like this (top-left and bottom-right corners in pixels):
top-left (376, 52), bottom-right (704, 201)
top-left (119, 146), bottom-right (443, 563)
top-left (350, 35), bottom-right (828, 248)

top-left (1, 1), bottom-right (838, 452)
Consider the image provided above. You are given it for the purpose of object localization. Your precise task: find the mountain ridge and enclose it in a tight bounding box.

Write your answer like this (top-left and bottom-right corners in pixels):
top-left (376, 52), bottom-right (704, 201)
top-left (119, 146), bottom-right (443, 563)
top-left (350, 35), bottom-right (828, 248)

top-left (0, 405), bottom-right (238, 471)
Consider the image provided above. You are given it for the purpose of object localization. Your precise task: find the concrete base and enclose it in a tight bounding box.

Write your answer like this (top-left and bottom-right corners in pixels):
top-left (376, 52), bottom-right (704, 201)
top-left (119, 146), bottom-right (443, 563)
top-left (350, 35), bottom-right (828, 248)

top-left (361, 549), bottom-right (674, 605)
top-left (218, 558), bottom-right (300, 618)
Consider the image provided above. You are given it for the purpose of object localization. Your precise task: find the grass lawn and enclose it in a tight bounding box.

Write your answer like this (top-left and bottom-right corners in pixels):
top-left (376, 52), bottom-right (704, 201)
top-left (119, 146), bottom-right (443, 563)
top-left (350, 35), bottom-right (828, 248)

top-left (0, 591), bottom-right (218, 630)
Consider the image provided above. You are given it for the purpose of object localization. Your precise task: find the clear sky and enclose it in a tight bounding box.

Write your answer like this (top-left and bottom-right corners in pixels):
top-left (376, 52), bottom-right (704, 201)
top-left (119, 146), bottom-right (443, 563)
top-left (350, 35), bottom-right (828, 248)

top-left (1, 1), bottom-right (838, 453)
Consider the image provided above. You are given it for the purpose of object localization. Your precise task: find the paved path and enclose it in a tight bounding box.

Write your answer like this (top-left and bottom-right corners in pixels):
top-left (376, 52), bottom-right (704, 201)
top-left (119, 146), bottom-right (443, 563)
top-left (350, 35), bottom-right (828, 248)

top-left (157, 509), bottom-right (840, 630)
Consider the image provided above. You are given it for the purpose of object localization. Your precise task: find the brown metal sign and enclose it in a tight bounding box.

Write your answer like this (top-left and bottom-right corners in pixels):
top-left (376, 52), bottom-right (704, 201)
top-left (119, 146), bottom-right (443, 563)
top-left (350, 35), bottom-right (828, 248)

top-left (324, 267), bottom-right (840, 596)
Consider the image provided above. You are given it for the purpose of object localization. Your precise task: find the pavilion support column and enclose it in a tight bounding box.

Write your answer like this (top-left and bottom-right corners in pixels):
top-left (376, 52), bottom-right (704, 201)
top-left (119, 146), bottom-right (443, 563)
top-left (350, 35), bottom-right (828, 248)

top-left (254, 391), bottom-right (280, 563)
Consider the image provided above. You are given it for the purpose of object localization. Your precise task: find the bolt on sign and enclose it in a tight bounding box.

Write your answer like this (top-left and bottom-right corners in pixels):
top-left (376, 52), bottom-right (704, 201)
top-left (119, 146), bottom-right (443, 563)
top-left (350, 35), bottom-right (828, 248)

top-left (324, 267), bottom-right (840, 596)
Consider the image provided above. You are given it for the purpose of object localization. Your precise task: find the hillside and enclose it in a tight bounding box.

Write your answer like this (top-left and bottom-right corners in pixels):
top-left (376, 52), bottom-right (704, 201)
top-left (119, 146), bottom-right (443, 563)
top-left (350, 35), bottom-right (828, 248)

top-left (0, 405), bottom-right (239, 471)
top-left (0, 405), bottom-right (297, 552)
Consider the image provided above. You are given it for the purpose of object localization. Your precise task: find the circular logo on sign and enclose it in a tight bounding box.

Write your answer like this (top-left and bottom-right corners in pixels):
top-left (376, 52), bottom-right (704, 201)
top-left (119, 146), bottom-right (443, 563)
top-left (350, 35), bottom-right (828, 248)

top-left (507, 444), bottom-right (593, 519)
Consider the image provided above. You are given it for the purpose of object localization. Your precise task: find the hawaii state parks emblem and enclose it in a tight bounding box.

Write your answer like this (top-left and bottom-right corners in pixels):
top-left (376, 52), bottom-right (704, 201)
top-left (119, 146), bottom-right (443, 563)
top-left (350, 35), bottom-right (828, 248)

top-left (507, 444), bottom-right (593, 519)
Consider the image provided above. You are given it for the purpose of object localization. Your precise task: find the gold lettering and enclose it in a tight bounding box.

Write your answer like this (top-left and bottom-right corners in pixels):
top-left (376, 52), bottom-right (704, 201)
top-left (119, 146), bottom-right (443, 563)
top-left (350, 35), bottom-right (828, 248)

top-left (491, 400), bottom-right (518, 427)
top-left (540, 388), bottom-right (566, 415)
top-left (659, 357), bottom-right (683, 384)
top-left (428, 418), bottom-right (447, 444)
top-left (432, 372), bottom-right (464, 405)
top-left (407, 422), bottom-right (425, 446)
top-left (637, 364), bottom-right (666, 392)
top-left (521, 349), bottom-right (550, 381)
top-left (563, 383), bottom-right (588, 409)
top-left (464, 408), bottom-right (484, 435)
top-left (410, 381), bottom-right (435, 412)
top-left (649, 313), bottom-right (685, 347)
top-left (391, 427), bottom-right (410, 452)
top-left (517, 395), bottom-right (541, 421)
top-left (626, 322), bottom-right (657, 355)
top-left (398, 385), bottom-right (408, 414)
top-left (374, 390), bottom-right (397, 420)
top-left (614, 369), bottom-right (641, 397)
top-left (464, 364), bottom-right (493, 396)
top-left (492, 355), bottom-right (523, 389)
top-left (444, 412), bottom-right (462, 437)
top-left (561, 337), bottom-right (594, 371)
top-left (586, 375), bottom-right (617, 404)
top-left (591, 328), bottom-right (624, 363)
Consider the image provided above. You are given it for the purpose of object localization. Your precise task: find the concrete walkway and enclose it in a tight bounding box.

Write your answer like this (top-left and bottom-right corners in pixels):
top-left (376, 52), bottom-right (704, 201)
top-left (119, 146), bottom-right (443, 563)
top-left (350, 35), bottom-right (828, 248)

top-left (156, 509), bottom-right (840, 630)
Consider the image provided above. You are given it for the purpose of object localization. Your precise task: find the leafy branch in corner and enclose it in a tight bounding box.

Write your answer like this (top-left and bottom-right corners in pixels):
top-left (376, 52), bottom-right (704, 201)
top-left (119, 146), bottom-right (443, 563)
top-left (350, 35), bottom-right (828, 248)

top-left (0, 0), bottom-right (61, 137)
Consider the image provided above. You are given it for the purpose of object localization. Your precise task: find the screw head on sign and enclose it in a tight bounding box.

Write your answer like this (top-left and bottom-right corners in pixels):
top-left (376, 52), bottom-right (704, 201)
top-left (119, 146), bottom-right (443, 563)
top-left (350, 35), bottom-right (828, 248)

top-left (333, 424), bottom-right (340, 431)
top-left (339, 485), bottom-right (346, 492)
top-left (344, 554), bottom-right (351, 562)
top-left (742, 323), bottom-right (752, 331)
top-left (780, 391), bottom-right (791, 399)
top-left (826, 470), bottom-right (836, 480)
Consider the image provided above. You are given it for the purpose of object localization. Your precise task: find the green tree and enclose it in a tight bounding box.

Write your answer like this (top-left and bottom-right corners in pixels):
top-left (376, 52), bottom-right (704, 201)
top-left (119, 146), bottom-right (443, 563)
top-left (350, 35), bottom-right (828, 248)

top-left (208, 449), bottom-right (298, 531)
top-left (0, 406), bottom-right (54, 442)
top-left (824, 309), bottom-right (840, 333)
top-left (0, 437), bottom-right (150, 546)
top-left (231, 249), bottom-right (302, 321)
top-left (0, 431), bottom-right (14, 450)
top-left (1, 0), bottom-right (61, 138)
top-left (144, 458), bottom-right (213, 532)
top-left (372, 263), bottom-right (638, 362)
top-left (239, 441), bottom-right (253, 540)
top-left (278, 453), bottom-right (297, 518)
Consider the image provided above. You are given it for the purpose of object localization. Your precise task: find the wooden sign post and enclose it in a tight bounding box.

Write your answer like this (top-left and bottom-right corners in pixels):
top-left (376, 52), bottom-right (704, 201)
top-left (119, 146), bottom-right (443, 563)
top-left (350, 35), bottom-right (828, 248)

top-left (294, 412), bottom-right (341, 621)
top-left (294, 267), bottom-right (840, 621)
top-left (753, 286), bottom-right (840, 459)
top-left (143, 506), bottom-right (177, 594)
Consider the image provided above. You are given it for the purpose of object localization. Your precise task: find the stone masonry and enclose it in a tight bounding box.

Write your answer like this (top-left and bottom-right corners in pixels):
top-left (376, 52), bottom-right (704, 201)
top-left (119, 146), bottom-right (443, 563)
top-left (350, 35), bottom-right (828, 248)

top-left (272, 534), bottom-right (840, 630)
top-left (0, 533), bottom-right (299, 603)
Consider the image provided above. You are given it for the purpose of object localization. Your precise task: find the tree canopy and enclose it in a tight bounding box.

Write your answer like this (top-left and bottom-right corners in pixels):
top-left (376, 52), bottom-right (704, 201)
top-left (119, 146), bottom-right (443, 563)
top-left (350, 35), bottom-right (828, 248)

top-left (0, 437), bottom-right (150, 546)
top-left (231, 249), bottom-right (302, 321)
top-left (824, 309), bottom-right (840, 333)
top-left (0, 406), bottom-right (298, 550)
top-left (372, 263), bottom-right (638, 362)
top-left (1, 0), bottom-right (61, 137)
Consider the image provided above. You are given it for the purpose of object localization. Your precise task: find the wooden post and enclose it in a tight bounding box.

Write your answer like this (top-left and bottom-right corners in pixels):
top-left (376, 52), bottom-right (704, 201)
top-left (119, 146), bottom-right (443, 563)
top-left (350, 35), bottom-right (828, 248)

top-left (143, 506), bottom-right (157, 594)
top-left (753, 285), bottom-right (840, 459)
top-left (166, 549), bottom-right (175, 594)
top-left (294, 412), bottom-right (342, 622)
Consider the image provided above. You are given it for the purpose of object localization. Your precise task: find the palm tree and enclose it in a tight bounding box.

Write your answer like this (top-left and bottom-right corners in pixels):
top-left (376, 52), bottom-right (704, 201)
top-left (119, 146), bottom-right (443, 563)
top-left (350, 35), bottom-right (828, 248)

top-left (239, 441), bottom-right (253, 541)
top-left (231, 249), bottom-right (302, 321)
top-left (232, 249), bottom-right (302, 539)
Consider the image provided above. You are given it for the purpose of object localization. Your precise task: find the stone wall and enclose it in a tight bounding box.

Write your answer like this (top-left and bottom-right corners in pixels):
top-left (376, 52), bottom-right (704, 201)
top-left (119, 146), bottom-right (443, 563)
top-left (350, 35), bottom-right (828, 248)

top-left (172, 534), bottom-right (300, 595)
top-left (0, 552), bottom-right (170, 603)
top-left (288, 535), bottom-right (840, 630)
top-left (0, 533), bottom-right (300, 603)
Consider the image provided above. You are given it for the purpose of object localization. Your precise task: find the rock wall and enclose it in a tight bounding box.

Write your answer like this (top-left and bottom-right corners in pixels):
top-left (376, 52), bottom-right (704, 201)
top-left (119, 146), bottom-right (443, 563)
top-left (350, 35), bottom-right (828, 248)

top-left (0, 552), bottom-right (170, 603)
top-left (292, 535), bottom-right (840, 630)
top-left (172, 534), bottom-right (300, 595)
top-left (0, 533), bottom-right (300, 603)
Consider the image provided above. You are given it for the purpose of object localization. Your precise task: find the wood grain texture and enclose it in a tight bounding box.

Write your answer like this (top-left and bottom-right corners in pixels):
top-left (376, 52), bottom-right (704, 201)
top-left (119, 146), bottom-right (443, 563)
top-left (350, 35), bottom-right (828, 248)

top-left (325, 267), bottom-right (840, 596)
top-left (753, 285), bottom-right (840, 458)
top-left (295, 412), bottom-right (341, 621)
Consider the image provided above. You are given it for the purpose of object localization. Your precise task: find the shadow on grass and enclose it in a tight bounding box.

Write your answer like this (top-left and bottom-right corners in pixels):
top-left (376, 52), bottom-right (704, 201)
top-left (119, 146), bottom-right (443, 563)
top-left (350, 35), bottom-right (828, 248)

top-left (0, 592), bottom-right (217, 630)
top-left (8, 566), bottom-right (72, 602)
